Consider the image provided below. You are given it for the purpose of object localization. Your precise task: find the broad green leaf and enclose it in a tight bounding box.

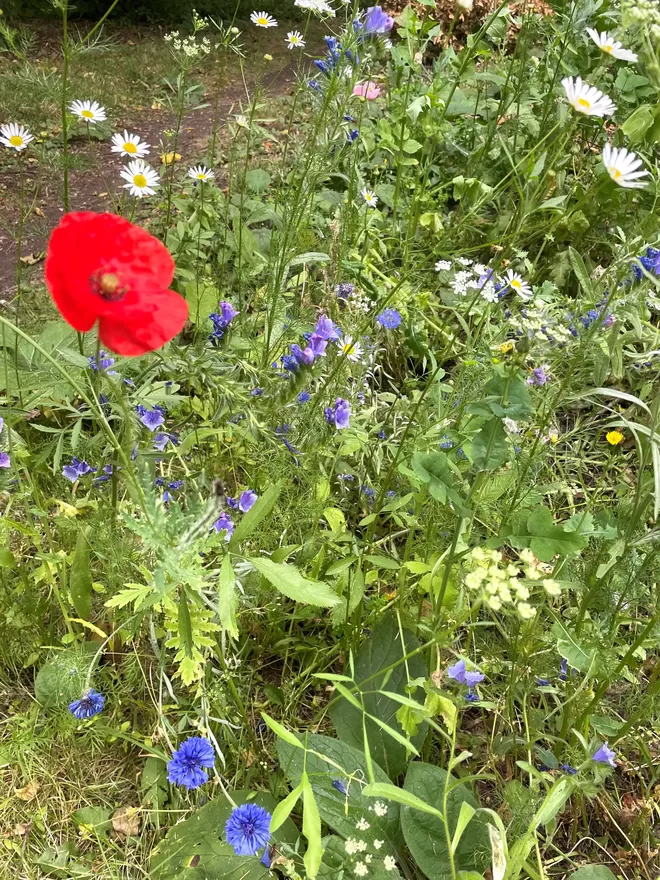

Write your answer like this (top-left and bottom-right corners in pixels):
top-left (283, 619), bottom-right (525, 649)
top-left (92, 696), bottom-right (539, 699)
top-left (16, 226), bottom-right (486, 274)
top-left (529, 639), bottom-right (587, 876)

top-left (328, 615), bottom-right (428, 778)
top-left (277, 733), bottom-right (402, 853)
top-left (261, 712), bottom-right (305, 749)
top-left (34, 646), bottom-right (96, 709)
top-left (150, 790), bottom-right (299, 880)
top-left (249, 557), bottom-right (341, 607)
top-left (218, 555), bottom-right (239, 639)
top-left (551, 621), bottom-right (596, 674)
top-left (570, 867), bottom-right (617, 880)
top-left (71, 805), bottom-right (113, 837)
top-left (471, 418), bottom-right (508, 471)
top-left (270, 782), bottom-right (303, 833)
top-left (568, 247), bottom-right (593, 296)
top-left (140, 756), bottom-right (169, 818)
top-left (230, 483), bottom-right (281, 548)
top-left (70, 530), bottom-right (93, 620)
top-left (245, 169), bottom-right (271, 192)
top-left (410, 452), bottom-right (468, 514)
top-left (400, 763), bottom-right (491, 880)
top-left (302, 775), bottom-right (322, 879)
top-left (526, 507), bottom-right (588, 561)
top-left (451, 801), bottom-right (477, 852)
top-left (621, 104), bottom-right (655, 143)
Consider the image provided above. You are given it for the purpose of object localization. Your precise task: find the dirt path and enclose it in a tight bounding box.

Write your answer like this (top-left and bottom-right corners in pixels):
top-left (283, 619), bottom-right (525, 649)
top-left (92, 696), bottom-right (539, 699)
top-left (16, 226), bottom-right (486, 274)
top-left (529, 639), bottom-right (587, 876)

top-left (0, 42), bottom-right (307, 299)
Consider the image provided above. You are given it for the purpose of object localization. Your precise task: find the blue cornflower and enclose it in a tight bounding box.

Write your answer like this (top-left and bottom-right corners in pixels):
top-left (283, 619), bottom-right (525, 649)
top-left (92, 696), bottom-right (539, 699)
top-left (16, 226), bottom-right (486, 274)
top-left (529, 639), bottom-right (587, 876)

top-left (251, 387), bottom-right (264, 397)
top-left (225, 802), bottom-right (272, 856)
top-left (363, 5), bottom-right (395, 33)
top-left (332, 779), bottom-right (348, 794)
top-left (239, 490), bottom-right (258, 513)
top-left (377, 308), bottom-right (402, 329)
top-left (447, 659), bottom-right (485, 686)
top-left (167, 736), bottom-right (215, 790)
top-left (88, 350), bottom-right (117, 373)
top-left (63, 458), bottom-right (97, 482)
top-left (69, 688), bottom-right (105, 719)
top-left (136, 405), bottom-right (165, 432)
top-left (592, 742), bottom-right (616, 767)
top-left (298, 390), bottom-right (311, 404)
top-left (212, 512), bottom-right (235, 540)
top-left (561, 764), bottom-right (577, 775)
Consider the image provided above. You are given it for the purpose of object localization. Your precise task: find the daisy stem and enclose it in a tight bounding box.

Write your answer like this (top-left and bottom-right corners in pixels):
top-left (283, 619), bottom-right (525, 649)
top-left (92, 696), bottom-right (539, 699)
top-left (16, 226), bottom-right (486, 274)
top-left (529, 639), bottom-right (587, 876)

top-left (60, 0), bottom-right (70, 212)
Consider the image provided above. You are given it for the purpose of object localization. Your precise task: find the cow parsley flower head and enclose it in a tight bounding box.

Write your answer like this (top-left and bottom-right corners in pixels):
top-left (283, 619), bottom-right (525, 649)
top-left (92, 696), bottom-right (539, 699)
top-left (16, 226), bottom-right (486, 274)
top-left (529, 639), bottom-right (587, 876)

top-left (225, 802), bottom-right (272, 855)
top-left (167, 736), bottom-right (215, 789)
top-left (435, 259), bottom-right (452, 271)
top-left (295, 0), bottom-right (336, 15)
top-left (69, 688), bottom-right (105, 719)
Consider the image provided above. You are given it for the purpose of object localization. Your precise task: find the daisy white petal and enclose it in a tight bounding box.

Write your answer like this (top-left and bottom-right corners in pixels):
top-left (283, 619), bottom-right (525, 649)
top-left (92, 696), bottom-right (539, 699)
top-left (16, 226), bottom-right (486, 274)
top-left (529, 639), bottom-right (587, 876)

top-left (586, 28), bottom-right (638, 62)
top-left (504, 269), bottom-right (533, 300)
top-left (69, 99), bottom-right (107, 124)
top-left (361, 187), bottom-right (378, 207)
top-left (602, 142), bottom-right (649, 189)
top-left (286, 30), bottom-right (306, 48)
top-left (250, 10), bottom-right (278, 27)
top-left (0, 123), bottom-right (34, 151)
top-left (561, 76), bottom-right (616, 117)
top-left (120, 159), bottom-right (160, 198)
top-left (110, 130), bottom-right (150, 158)
top-left (188, 164), bottom-right (215, 181)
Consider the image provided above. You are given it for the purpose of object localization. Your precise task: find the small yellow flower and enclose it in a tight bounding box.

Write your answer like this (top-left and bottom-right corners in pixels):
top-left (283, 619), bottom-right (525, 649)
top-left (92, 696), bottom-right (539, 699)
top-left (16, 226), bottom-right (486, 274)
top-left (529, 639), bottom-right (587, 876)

top-left (500, 340), bottom-right (515, 353)
top-left (606, 429), bottom-right (624, 446)
top-left (264, 53), bottom-right (273, 60)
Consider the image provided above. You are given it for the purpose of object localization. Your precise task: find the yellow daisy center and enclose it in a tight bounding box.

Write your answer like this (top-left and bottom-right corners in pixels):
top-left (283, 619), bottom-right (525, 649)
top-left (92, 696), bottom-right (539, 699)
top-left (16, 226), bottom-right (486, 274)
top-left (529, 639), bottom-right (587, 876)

top-left (604, 45), bottom-right (613, 53)
top-left (197, 172), bottom-right (206, 179)
top-left (9, 135), bottom-right (23, 147)
top-left (343, 343), bottom-right (355, 355)
top-left (124, 141), bottom-right (137, 153)
top-left (510, 279), bottom-right (521, 290)
top-left (81, 109), bottom-right (94, 118)
top-left (133, 173), bottom-right (147, 187)
top-left (257, 16), bottom-right (268, 23)
top-left (576, 97), bottom-right (591, 109)
top-left (612, 168), bottom-right (622, 180)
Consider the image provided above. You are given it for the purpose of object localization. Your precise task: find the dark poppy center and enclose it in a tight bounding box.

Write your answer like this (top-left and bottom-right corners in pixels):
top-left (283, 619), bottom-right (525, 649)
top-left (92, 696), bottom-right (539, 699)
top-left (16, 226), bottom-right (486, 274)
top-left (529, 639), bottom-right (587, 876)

top-left (90, 270), bottom-right (128, 302)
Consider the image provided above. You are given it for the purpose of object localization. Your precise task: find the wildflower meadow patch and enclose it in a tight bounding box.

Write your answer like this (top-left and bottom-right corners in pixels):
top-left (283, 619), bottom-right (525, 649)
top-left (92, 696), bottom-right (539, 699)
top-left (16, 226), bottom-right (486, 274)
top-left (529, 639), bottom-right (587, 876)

top-left (1, 0), bottom-right (660, 878)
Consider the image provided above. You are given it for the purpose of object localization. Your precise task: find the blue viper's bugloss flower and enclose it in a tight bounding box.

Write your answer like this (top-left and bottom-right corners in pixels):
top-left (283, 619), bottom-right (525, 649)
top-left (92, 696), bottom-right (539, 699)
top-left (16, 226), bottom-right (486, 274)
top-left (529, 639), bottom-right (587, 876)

top-left (378, 429), bottom-right (387, 439)
top-left (592, 742), bottom-right (616, 767)
top-left (94, 463), bottom-right (119, 485)
top-left (225, 802), bottom-right (272, 856)
top-left (251, 387), bottom-right (264, 397)
top-left (315, 314), bottom-right (341, 341)
top-left (347, 129), bottom-right (359, 142)
top-left (69, 688), bottom-right (105, 719)
top-left (465, 688), bottom-right (479, 703)
top-left (136, 405), bottom-right (165, 432)
top-left (0, 451), bottom-right (10, 468)
top-left (332, 778), bottom-right (348, 795)
top-left (88, 350), bottom-right (117, 373)
top-left (536, 678), bottom-right (551, 687)
top-left (167, 736), bottom-right (215, 789)
top-left (153, 432), bottom-right (172, 452)
top-left (632, 246), bottom-right (660, 280)
top-left (280, 354), bottom-right (299, 373)
top-left (364, 5), bottom-right (395, 33)
top-left (239, 490), bottom-right (258, 513)
top-left (440, 436), bottom-right (453, 449)
top-left (447, 658), bottom-right (485, 686)
top-left (377, 308), bottom-right (402, 329)
top-left (527, 366), bottom-right (549, 387)
top-left (559, 657), bottom-right (568, 681)
top-left (63, 457), bottom-right (96, 482)
top-left (561, 764), bottom-right (577, 775)
top-left (298, 390), bottom-right (311, 404)
top-left (326, 398), bottom-right (350, 429)
top-left (227, 496), bottom-right (239, 509)
top-left (212, 512), bottom-right (235, 540)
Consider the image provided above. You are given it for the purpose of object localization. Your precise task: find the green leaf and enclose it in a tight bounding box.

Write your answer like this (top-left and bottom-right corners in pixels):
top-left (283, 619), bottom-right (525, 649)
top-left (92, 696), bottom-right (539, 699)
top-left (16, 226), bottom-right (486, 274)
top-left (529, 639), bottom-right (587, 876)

top-left (400, 763), bottom-right (491, 880)
top-left (362, 781), bottom-right (443, 818)
top-left (270, 782), bottom-right (303, 833)
top-left (245, 169), bottom-right (271, 192)
top-left (140, 756), bottom-right (169, 817)
top-left (621, 104), bottom-right (655, 143)
top-left (261, 712), bottom-right (306, 749)
top-left (218, 555), bottom-right (239, 639)
top-left (568, 247), bottom-right (593, 296)
top-left (526, 507), bottom-right (588, 561)
top-left (150, 790), bottom-right (299, 880)
top-left (570, 867), bottom-right (617, 880)
top-left (328, 615), bottom-right (427, 778)
top-left (277, 733), bottom-right (402, 853)
top-left (302, 775), bottom-right (323, 879)
top-left (0, 547), bottom-right (15, 568)
top-left (249, 557), bottom-right (341, 607)
top-left (411, 452), bottom-right (468, 514)
top-left (230, 483), bottom-right (281, 548)
top-left (70, 531), bottom-right (93, 620)
top-left (34, 646), bottom-right (95, 709)
top-left (178, 589), bottom-right (194, 666)
top-left (551, 621), bottom-right (596, 674)
top-left (71, 805), bottom-right (113, 837)
top-left (471, 418), bottom-right (508, 471)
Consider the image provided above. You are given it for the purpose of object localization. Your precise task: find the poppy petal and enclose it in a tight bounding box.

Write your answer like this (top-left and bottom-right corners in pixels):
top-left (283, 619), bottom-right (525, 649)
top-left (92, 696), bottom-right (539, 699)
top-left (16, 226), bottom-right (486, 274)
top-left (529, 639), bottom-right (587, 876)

top-left (98, 289), bottom-right (188, 356)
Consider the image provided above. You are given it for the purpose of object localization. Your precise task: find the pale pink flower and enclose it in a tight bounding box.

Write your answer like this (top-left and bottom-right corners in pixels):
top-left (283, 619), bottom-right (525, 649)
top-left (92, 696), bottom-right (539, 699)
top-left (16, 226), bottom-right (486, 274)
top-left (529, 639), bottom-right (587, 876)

top-left (353, 81), bottom-right (382, 100)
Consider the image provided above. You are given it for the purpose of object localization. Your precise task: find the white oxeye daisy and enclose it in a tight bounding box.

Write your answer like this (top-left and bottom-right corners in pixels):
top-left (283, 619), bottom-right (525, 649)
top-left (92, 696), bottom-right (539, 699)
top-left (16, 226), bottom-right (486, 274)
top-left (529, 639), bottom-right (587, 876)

top-left (339, 336), bottom-right (362, 361)
top-left (188, 165), bottom-right (215, 182)
top-left (0, 123), bottom-right (34, 152)
top-left (602, 142), bottom-right (649, 189)
top-left (70, 99), bottom-right (107, 124)
top-left (504, 269), bottom-right (533, 300)
top-left (561, 76), bottom-right (616, 118)
top-left (120, 159), bottom-right (160, 198)
top-left (586, 29), bottom-right (638, 62)
top-left (286, 30), bottom-right (306, 48)
top-left (251, 10), bottom-right (277, 27)
top-left (111, 130), bottom-right (150, 158)
top-left (361, 188), bottom-right (378, 207)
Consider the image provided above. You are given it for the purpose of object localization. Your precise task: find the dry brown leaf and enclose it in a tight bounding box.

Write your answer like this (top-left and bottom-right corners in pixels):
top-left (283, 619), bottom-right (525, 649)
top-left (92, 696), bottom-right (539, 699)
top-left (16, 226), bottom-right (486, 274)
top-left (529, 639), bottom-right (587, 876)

top-left (13, 823), bottom-right (29, 837)
top-left (33, 207), bottom-right (44, 217)
top-left (14, 780), bottom-right (40, 801)
top-left (19, 253), bottom-right (42, 265)
top-left (112, 805), bottom-right (140, 837)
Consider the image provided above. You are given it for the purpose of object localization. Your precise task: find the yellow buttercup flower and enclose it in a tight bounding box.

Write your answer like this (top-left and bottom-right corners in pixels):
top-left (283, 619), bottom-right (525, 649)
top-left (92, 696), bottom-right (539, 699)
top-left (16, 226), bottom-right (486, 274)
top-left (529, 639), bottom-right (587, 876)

top-left (500, 340), bottom-right (515, 353)
top-left (606, 430), bottom-right (624, 446)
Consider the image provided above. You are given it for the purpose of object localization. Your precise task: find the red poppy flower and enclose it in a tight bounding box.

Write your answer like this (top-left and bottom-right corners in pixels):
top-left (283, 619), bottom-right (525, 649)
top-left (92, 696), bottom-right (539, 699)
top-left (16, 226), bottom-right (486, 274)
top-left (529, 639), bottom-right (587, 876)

top-left (45, 211), bottom-right (188, 356)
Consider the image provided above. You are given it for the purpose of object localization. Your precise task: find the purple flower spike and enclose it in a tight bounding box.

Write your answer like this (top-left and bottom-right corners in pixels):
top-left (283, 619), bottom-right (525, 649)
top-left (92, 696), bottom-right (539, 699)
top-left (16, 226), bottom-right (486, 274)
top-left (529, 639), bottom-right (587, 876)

top-left (212, 512), bottom-right (234, 541)
top-left (315, 314), bottom-right (341, 341)
top-left (137, 405), bottom-right (165, 432)
top-left (0, 452), bottom-right (9, 468)
top-left (592, 742), bottom-right (616, 767)
top-left (364, 5), bottom-right (394, 33)
top-left (334, 398), bottom-right (350, 429)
